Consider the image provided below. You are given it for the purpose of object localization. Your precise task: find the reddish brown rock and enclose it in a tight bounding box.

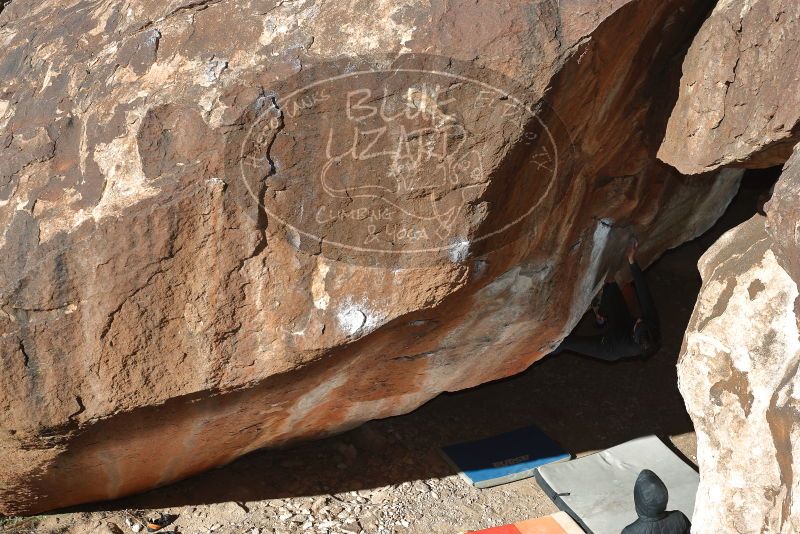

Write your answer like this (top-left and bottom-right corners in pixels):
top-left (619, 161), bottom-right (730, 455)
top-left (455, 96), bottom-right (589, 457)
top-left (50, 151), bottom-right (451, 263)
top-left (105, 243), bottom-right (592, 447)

top-left (658, 0), bottom-right (800, 174)
top-left (0, 0), bottom-right (738, 514)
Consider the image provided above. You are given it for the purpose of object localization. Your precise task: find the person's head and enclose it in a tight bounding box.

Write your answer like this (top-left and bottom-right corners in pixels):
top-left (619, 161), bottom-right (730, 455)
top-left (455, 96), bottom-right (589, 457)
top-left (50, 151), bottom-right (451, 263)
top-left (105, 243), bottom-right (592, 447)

top-left (634, 469), bottom-right (669, 519)
top-left (633, 319), bottom-right (655, 354)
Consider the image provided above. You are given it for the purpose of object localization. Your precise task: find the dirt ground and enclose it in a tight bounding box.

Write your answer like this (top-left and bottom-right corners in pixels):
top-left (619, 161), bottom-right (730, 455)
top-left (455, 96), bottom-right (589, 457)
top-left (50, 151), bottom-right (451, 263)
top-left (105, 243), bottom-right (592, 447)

top-left (1, 178), bottom-right (768, 534)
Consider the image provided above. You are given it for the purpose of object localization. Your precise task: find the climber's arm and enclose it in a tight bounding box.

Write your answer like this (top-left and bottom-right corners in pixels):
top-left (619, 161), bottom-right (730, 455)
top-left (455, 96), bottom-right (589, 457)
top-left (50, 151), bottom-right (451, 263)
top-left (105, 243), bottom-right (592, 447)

top-left (627, 240), bottom-right (658, 326)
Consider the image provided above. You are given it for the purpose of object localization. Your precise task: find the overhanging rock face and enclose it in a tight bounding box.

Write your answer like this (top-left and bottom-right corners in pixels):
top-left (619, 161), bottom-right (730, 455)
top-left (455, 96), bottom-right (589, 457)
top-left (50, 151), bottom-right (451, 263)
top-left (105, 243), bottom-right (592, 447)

top-left (0, 0), bottom-right (739, 514)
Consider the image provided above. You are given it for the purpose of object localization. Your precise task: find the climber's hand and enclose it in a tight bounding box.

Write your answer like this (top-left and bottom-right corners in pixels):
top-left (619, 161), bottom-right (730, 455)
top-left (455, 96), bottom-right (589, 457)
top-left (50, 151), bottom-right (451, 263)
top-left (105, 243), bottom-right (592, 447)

top-left (627, 238), bottom-right (639, 264)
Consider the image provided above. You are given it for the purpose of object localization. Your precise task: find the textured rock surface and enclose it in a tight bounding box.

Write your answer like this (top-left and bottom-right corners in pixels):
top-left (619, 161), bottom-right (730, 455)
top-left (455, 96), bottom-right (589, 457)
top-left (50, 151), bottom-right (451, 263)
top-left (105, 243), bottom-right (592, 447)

top-left (767, 147), bottom-right (800, 304)
top-left (679, 148), bottom-right (800, 533)
top-left (0, 0), bottom-right (739, 514)
top-left (658, 0), bottom-right (800, 174)
top-left (667, 1), bottom-right (800, 529)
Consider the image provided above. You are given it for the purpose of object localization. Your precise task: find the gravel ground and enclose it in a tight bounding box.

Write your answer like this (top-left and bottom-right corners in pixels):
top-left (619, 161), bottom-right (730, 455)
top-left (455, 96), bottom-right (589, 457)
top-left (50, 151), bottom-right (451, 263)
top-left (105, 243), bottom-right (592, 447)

top-left (2, 181), bottom-right (765, 534)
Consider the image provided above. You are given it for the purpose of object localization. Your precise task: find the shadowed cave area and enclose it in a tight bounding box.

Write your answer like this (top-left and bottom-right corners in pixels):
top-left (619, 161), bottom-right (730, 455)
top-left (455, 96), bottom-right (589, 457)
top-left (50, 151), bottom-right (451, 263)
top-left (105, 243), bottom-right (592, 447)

top-left (39, 168), bottom-right (780, 530)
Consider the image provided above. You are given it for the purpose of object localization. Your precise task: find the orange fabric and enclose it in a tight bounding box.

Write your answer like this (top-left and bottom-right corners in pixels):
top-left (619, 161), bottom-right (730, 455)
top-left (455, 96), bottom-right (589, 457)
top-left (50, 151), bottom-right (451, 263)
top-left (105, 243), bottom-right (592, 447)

top-left (473, 525), bottom-right (521, 534)
top-left (471, 515), bottom-right (574, 534)
top-left (515, 516), bottom-right (567, 534)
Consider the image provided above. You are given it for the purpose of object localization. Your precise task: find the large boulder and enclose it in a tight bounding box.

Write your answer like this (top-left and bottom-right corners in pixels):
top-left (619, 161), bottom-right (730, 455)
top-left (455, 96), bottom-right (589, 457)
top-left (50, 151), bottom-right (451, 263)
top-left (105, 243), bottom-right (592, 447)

top-left (679, 145), bottom-right (800, 533)
top-left (658, 0), bottom-right (800, 174)
top-left (0, 0), bottom-right (737, 514)
top-left (660, 1), bottom-right (800, 530)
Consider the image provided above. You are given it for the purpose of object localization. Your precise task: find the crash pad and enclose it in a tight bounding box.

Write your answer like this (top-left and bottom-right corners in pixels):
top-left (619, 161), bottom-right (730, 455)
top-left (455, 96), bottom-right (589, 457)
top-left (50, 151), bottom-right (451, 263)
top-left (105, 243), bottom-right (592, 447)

top-left (441, 426), bottom-right (570, 488)
top-left (534, 435), bottom-right (699, 534)
top-left (468, 511), bottom-right (584, 534)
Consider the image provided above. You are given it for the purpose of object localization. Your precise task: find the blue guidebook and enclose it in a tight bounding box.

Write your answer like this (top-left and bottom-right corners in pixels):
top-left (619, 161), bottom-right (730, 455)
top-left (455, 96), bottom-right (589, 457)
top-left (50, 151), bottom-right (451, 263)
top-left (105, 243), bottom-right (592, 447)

top-left (440, 425), bottom-right (571, 488)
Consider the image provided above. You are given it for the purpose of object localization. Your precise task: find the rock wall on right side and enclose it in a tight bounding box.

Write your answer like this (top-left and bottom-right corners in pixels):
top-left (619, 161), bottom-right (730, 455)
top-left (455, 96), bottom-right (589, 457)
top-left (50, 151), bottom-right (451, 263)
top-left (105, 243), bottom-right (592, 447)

top-left (661, 1), bottom-right (800, 530)
top-left (678, 166), bottom-right (800, 532)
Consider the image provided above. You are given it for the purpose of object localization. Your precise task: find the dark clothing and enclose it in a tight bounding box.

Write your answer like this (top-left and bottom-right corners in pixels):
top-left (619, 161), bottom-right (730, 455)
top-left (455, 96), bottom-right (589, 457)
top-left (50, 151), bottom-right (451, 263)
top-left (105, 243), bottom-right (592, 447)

top-left (556, 261), bottom-right (660, 361)
top-left (621, 470), bottom-right (691, 534)
top-left (630, 262), bottom-right (660, 346)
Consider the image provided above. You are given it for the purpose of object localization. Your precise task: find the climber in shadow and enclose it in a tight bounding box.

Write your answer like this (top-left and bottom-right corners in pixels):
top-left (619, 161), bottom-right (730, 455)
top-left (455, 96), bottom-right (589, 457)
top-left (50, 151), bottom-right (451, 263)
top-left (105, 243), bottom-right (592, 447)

top-left (555, 238), bottom-right (660, 361)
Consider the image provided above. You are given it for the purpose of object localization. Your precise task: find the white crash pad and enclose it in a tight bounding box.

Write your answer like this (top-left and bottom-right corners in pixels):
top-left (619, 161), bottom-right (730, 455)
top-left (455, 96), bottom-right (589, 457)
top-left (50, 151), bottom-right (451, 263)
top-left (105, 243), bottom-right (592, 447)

top-left (534, 435), bottom-right (698, 534)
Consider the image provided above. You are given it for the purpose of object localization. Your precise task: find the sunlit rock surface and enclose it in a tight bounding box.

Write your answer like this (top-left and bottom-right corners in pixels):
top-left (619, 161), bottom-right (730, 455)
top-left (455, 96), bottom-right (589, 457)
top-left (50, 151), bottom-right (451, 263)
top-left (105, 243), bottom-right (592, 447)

top-left (679, 146), bottom-right (800, 533)
top-left (658, 0), bottom-right (800, 174)
top-left (664, 1), bottom-right (800, 530)
top-left (0, 0), bottom-right (738, 514)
